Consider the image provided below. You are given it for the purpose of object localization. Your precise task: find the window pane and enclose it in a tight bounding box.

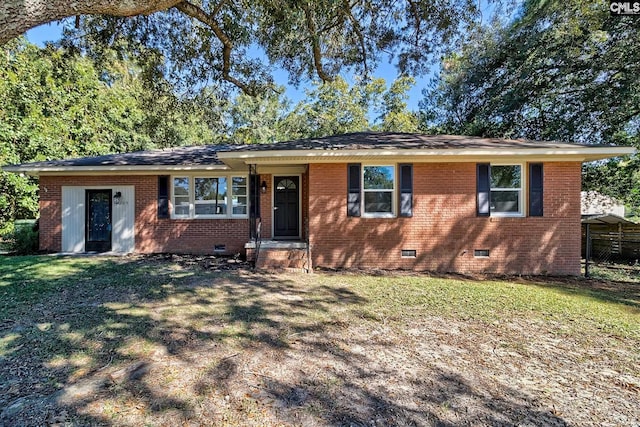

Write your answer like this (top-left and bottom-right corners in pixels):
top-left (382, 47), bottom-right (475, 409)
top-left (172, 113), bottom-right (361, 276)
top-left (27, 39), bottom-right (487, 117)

top-left (173, 177), bottom-right (189, 196)
top-left (217, 178), bottom-right (227, 201)
top-left (364, 166), bottom-right (394, 190)
top-left (491, 190), bottom-right (520, 213)
top-left (195, 178), bottom-right (217, 201)
top-left (276, 178), bottom-right (296, 190)
top-left (233, 205), bottom-right (247, 215)
top-left (232, 176), bottom-right (247, 187)
top-left (195, 177), bottom-right (227, 201)
top-left (195, 204), bottom-right (227, 215)
top-left (233, 196), bottom-right (247, 206)
top-left (490, 165), bottom-right (521, 188)
top-left (174, 194), bottom-right (190, 216)
top-left (364, 191), bottom-right (393, 213)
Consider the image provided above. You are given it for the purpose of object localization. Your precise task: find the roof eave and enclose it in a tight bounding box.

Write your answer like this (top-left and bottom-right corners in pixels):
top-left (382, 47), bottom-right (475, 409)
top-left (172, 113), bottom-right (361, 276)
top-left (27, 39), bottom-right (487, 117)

top-left (217, 147), bottom-right (636, 163)
top-left (2, 164), bottom-right (230, 177)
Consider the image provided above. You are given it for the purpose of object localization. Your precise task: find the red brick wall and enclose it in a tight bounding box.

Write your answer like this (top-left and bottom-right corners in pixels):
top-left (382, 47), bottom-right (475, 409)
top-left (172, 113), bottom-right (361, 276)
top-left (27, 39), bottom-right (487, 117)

top-left (308, 162), bottom-right (582, 275)
top-left (39, 175), bottom-right (249, 255)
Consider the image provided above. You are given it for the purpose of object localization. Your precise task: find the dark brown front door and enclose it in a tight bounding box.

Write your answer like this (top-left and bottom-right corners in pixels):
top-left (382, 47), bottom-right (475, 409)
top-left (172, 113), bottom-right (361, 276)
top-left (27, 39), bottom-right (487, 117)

top-left (85, 189), bottom-right (112, 252)
top-left (274, 176), bottom-right (299, 238)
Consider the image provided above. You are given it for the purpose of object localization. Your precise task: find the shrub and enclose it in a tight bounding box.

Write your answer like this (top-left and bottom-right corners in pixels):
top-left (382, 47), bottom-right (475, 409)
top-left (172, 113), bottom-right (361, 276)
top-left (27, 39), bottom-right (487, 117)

top-left (2, 219), bottom-right (39, 255)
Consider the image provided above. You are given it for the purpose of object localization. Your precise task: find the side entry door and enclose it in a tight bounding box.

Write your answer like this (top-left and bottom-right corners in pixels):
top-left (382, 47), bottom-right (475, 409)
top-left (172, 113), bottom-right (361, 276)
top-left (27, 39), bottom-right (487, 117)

top-left (85, 189), bottom-right (112, 252)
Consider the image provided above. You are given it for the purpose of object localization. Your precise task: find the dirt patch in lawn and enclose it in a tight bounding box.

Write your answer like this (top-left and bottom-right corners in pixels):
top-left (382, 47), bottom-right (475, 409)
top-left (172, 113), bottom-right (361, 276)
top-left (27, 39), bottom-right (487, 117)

top-left (1, 256), bottom-right (638, 426)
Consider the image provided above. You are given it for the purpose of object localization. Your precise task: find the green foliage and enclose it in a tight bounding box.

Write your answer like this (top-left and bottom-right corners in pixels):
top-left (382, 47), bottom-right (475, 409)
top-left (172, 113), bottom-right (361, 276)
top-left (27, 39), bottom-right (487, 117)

top-left (284, 76), bottom-right (419, 139)
top-left (225, 88), bottom-right (293, 144)
top-left (0, 39), bottom-right (219, 230)
top-left (63, 0), bottom-right (488, 95)
top-left (421, 1), bottom-right (640, 211)
top-left (288, 77), bottom-right (373, 138)
top-left (377, 76), bottom-right (419, 132)
top-left (1, 220), bottom-right (38, 254)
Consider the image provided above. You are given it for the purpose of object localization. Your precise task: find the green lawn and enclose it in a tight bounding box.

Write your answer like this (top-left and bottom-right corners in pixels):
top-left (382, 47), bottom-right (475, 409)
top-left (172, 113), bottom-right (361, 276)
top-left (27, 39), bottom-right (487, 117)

top-left (1, 255), bottom-right (638, 426)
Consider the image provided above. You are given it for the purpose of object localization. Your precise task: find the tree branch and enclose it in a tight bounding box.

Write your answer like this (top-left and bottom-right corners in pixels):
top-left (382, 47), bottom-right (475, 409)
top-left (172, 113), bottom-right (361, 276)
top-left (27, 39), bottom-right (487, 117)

top-left (301, 2), bottom-right (332, 82)
top-left (175, 0), bottom-right (256, 96)
top-left (342, 0), bottom-right (368, 76)
top-left (407, 0), bottom-right (422, 47)
top-left (0, 0), bottom-right (182, 45)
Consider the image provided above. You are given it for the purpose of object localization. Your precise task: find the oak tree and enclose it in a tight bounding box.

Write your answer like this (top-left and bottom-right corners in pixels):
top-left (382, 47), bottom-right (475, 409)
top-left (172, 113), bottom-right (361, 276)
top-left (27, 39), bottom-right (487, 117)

top-left (2, 0), bottom-right (493, 94)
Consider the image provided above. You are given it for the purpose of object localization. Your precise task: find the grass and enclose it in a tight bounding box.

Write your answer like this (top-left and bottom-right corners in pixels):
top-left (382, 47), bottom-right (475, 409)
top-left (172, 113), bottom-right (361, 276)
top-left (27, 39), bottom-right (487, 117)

top-left (325, 273), bottom-right (640, 337)
top-left (587, 262), bottom-right (640, 283)
top-left (0, 255), bottom-right (639, 426)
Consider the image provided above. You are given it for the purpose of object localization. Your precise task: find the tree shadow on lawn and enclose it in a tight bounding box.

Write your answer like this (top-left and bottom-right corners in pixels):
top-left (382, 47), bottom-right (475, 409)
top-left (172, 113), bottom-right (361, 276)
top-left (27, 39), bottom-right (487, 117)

top-left (0, 256), bottom-right (569, 425)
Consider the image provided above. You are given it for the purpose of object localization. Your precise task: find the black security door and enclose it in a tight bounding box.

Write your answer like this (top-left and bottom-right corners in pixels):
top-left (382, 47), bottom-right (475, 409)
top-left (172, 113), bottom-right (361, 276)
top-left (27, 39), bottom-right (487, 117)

top-left (85, 189), bottom-right (112, 252)
top-left (274, 176), bottom-right (299, 238)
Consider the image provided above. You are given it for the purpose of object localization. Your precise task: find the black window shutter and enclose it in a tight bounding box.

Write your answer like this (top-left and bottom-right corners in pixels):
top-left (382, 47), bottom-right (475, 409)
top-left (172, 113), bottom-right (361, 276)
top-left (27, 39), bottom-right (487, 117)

top-left (158, 175), bottom-right (169, 219)
top-left (399, 164), bottom-right (413, 217)
top-left (529, 163), bottom-right (544, 217)
top-left (347, 163), bottom-right (361, 217)
top-left (477, 164), bottom-right (490, 217)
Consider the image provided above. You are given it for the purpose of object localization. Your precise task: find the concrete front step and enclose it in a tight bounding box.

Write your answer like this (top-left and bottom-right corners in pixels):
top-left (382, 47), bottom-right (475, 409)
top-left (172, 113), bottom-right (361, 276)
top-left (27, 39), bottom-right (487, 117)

top-left (246, 240), bottom-right (311, 272)
top-left (256, 248), bottom-right (310, 271)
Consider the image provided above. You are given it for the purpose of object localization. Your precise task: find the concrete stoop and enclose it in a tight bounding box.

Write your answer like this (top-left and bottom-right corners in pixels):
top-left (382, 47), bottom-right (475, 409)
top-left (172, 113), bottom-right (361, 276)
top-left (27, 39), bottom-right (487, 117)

top-left (246, 240), bottom-right (311, 272)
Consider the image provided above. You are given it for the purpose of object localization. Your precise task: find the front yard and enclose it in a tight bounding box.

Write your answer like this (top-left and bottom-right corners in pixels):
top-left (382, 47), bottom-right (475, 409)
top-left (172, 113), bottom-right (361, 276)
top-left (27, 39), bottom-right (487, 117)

top-left (0, 255), bottom-right (638, 426)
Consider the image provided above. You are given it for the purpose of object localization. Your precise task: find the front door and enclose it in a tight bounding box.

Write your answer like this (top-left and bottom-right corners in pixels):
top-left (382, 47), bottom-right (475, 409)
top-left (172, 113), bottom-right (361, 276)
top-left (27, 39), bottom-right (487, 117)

top-left (85, 189), bottom-right (112, 252)
top-left (273, 176), bottom-right (299, 238)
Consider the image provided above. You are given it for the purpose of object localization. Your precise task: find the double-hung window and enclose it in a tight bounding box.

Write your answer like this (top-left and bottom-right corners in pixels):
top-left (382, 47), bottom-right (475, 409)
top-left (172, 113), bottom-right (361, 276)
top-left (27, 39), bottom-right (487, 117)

top-left (489, 165), bottom-right (523, 216)
top-left (171, 175), bottom-right (248, 219)
top-left (172, 177), bottom-right (191, 217)
top-left (363, 165), bottom-right (395, 217)
top-left (231, 177), bottom-right (248, 215)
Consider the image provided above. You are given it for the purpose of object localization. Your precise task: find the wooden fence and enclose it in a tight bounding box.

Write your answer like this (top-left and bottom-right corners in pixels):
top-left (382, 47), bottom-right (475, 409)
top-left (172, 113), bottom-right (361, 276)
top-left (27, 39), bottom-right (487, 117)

top-left (582, 223), bottom-right (640, 262)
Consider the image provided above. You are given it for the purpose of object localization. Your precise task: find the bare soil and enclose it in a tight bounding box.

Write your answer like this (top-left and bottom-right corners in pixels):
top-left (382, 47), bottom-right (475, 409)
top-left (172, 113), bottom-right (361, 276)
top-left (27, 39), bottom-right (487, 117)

top-left (0, 256), bottom-right (638, 426)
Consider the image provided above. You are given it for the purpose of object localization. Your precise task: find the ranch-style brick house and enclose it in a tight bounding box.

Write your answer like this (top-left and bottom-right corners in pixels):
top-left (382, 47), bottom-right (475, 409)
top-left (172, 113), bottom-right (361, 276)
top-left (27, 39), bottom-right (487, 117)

top-left (4, 132), bottom-right (635, 275)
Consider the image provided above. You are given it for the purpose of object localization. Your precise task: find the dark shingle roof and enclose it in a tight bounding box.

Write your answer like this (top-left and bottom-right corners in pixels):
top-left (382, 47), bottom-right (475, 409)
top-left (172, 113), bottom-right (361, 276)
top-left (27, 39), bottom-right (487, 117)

top-left (235, 132), bottom-right (590, 151)
top-left (3, 132), bottom-right (633, 173)
top-left (7, 144), bottom-right (232, 168)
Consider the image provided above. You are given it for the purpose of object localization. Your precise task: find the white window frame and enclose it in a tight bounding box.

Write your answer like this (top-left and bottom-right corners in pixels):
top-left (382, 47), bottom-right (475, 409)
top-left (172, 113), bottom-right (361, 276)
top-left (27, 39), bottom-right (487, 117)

top-left (171, 176), bottom-right (191, 218)
top-left (230, 176), bottom-right (249, 217)
top-left (170, 174), bottom-right (249, 219)
top-left (489, 163), bottom-right (525, 217)
top-left (362, 164), bottom-right (396, 218)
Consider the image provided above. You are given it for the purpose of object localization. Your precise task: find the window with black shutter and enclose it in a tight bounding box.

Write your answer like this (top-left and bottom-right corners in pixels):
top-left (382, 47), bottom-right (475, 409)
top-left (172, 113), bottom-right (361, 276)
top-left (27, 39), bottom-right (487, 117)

top-left (477, 164), bottom-right (490, 216)
top-left (529, 163), bottom-right (544, 217)
top-left (347, 163), bottom-right (361, 217)
top-left (157, 175), bottom-right (169, 218)
top-left (399, 164), bottom-right (413, 217)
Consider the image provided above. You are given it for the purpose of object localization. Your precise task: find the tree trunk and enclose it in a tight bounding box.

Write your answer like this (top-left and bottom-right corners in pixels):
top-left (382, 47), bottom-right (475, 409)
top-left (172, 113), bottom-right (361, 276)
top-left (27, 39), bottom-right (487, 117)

top-left (0, 0), bottom-right (182, 45)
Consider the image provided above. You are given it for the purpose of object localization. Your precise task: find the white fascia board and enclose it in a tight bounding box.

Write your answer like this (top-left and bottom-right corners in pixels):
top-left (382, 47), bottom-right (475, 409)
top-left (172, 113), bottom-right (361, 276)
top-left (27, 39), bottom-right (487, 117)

top-left (3, 164), bottom-right (230, 176)
top-left (217, 146), bottom-right (636, 163)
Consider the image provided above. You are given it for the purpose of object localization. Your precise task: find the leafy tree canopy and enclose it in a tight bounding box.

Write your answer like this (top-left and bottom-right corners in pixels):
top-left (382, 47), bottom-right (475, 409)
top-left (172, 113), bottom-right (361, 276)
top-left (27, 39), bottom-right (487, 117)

top-left (47, 0), bottom-right (496, 96)
top-left (0, 38), bottom-right (216, 229)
